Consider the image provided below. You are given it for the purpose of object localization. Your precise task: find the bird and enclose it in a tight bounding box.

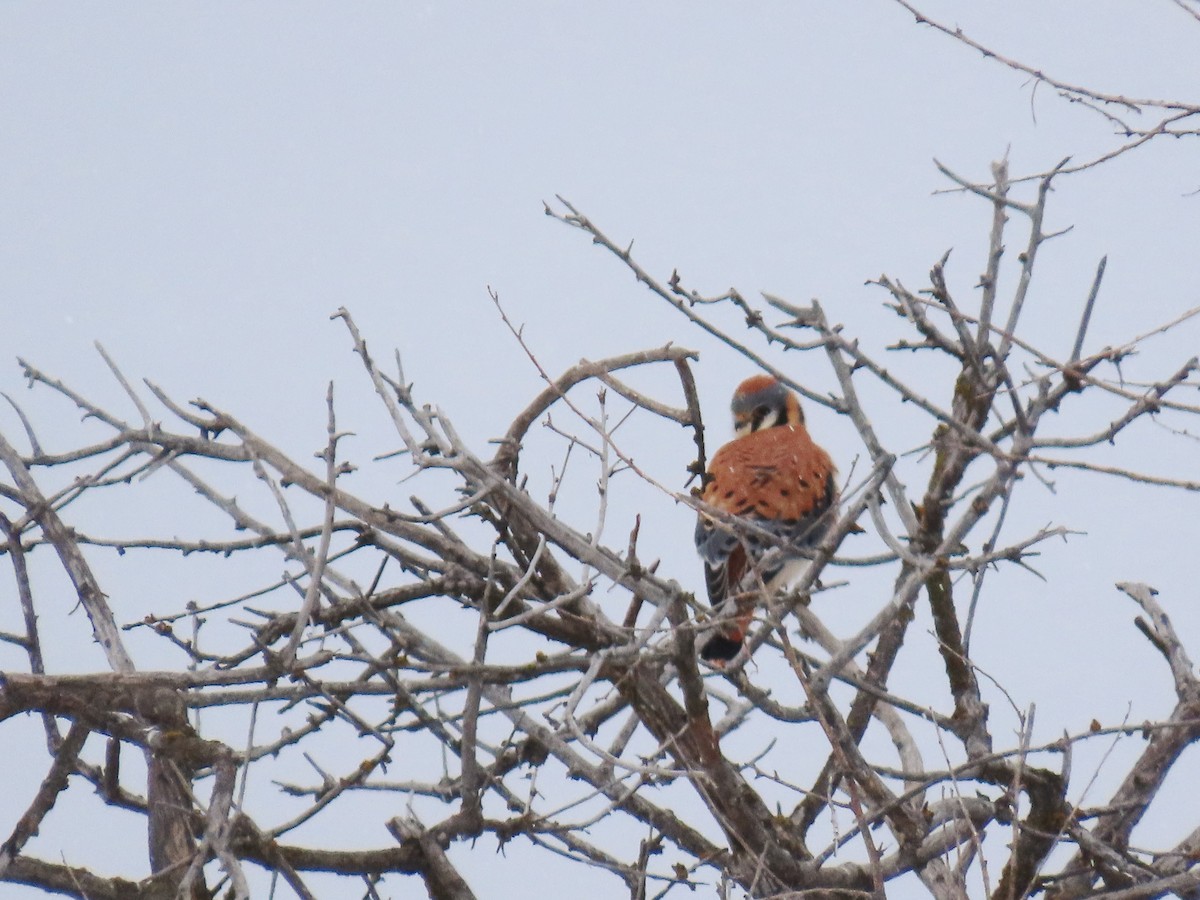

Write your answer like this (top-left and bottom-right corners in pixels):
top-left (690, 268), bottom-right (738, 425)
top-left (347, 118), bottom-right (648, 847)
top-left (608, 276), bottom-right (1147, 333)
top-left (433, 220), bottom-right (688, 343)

top-left (694, 374), bottom-right (837, 664)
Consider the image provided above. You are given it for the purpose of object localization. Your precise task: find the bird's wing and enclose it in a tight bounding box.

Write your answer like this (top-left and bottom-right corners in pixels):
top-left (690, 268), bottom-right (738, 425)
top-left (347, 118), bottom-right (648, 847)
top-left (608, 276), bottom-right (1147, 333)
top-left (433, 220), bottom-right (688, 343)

top-left (694, 515), bottom-right (746, 604)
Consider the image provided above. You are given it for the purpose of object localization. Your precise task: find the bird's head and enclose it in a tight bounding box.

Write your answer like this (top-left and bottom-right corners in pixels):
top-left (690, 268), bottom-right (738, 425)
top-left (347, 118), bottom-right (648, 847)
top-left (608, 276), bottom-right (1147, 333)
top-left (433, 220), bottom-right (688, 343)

top-left (731, 374), bottom-right (805, 437)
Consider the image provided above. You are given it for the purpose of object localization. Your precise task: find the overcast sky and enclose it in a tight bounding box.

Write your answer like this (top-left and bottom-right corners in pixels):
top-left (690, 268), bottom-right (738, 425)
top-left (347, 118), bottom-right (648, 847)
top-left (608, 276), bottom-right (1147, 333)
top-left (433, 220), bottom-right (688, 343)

top-left (2, 3), bottom-right (1198, 898)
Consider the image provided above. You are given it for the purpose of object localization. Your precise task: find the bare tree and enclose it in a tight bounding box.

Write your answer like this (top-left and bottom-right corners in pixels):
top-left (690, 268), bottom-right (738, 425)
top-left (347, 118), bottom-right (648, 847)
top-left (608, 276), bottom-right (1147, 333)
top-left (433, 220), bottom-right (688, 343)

top-left (3, 11), bottom-right (1200, 900)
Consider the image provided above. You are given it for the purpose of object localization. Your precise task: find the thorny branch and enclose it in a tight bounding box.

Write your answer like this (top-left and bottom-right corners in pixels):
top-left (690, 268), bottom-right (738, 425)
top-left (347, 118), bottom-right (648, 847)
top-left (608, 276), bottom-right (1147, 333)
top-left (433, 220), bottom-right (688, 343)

top-left (891, 0), bottom-right (1200, 180)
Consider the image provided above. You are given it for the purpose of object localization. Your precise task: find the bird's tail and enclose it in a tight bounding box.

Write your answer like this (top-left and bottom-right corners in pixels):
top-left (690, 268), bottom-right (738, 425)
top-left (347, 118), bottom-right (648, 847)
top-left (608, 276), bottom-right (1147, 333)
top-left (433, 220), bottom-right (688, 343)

top-left (699, 597), bottom-right (755, 664)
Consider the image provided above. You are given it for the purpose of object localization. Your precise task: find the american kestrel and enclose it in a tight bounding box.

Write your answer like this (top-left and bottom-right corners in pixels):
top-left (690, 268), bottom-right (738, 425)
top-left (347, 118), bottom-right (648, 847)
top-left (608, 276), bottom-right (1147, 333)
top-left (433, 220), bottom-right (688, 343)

top-left (694, 374), bottom-right (837, 663)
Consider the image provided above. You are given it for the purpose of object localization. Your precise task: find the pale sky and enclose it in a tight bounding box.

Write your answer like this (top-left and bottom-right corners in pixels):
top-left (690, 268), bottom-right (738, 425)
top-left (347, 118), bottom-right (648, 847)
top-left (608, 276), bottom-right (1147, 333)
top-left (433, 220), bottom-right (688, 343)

top-left (2, 3), bottom-right (1198, 898)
